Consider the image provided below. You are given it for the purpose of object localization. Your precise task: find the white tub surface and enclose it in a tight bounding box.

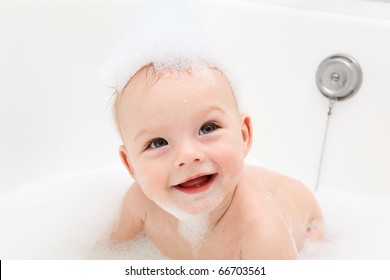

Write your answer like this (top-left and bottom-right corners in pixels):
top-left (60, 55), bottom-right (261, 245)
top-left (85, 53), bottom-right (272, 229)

top-left (1, 0), bottom-right (390, 259)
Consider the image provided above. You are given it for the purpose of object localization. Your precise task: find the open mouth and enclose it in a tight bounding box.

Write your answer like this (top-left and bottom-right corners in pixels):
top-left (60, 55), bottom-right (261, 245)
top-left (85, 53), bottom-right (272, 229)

top-left (173, 174), bottom-right (217, 194)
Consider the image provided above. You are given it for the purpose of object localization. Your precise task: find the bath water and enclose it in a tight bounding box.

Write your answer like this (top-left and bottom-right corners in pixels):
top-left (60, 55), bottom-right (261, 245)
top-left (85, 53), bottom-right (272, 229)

top-left (0, 170), bottom-right (389, 259)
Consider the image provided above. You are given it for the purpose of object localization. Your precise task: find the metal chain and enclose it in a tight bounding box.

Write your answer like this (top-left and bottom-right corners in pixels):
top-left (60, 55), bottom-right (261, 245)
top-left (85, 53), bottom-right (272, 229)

top-left (315, 98), bottom-right (336, 191)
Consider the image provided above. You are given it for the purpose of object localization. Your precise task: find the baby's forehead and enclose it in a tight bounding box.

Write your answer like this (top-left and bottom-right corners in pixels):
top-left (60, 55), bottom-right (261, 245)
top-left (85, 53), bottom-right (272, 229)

top-left (116, 64), bottom-right (240, 140)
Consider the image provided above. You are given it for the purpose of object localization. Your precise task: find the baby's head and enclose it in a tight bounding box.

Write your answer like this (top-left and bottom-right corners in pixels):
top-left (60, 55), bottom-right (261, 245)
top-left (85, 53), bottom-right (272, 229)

top-left (114, 61), bottom-right (253, 220)
top-left (102, 1), bottom-right (251, 220)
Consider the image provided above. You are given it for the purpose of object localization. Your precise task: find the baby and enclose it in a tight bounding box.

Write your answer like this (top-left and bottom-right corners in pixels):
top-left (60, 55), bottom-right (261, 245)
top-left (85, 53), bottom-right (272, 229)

top-left (110, 62), bottom-right (323, 259)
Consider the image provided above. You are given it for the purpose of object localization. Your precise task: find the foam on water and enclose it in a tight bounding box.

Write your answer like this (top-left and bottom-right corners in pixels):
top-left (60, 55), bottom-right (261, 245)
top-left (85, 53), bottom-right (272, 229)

top-left (0, 170), bottom-right (128, 259)
top-left (300, 188), bottom-right (390, 259)
top-left (1, 169), bottom-right (390, 259)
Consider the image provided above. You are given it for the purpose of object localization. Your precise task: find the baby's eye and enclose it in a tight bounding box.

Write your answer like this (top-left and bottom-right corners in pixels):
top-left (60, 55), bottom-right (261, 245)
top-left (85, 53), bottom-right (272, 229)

top-left (199, 123), bottom-right (219, 135)
top-left (147, 138), bottom-right (168, 149)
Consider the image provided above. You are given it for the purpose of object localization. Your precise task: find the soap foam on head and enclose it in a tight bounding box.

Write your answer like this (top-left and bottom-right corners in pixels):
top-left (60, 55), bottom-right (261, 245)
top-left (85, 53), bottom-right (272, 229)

top-left (99, 0), bottom-right (242, 109)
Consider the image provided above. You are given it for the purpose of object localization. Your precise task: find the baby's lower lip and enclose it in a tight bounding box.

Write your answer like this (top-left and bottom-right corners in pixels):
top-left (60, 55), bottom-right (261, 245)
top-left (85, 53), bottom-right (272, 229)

top-left (173, 174), bottom-right (217, 194)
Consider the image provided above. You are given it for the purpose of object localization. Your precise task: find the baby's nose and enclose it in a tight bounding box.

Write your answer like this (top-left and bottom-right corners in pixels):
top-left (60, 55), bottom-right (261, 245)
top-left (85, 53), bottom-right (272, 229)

top-left (174, 144), bottom-right (205, 168)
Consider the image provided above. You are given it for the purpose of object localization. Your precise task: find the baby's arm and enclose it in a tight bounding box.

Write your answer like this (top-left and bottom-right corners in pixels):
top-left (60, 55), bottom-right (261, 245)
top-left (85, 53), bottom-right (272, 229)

top-left (111, 183), bottom-right (145, 242)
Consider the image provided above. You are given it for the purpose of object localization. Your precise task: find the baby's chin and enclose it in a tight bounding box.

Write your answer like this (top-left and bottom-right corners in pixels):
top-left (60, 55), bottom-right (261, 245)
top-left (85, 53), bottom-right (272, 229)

top-left (153, 186), bottom-right (224, 221)
top-left (154, 201), bottom-right (198, 221)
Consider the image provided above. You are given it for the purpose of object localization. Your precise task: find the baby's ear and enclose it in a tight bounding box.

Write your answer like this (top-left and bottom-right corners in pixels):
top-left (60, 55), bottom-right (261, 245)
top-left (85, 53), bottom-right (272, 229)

top-left (240, 114), bottom-right (253, 157)
top-left (119, 145), bottom-right (136, 179)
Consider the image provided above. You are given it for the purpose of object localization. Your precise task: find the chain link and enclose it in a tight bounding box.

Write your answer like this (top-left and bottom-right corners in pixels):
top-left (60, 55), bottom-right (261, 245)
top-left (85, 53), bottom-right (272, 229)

top-left (315, 98), bottom-right (336, 191)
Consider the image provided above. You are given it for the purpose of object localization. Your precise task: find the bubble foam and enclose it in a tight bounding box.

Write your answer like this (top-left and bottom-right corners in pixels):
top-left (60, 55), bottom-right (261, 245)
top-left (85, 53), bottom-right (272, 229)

top-left (99, 0), bottom-right (242, 107)
top-left (178, 213), bottom-right (210, 249)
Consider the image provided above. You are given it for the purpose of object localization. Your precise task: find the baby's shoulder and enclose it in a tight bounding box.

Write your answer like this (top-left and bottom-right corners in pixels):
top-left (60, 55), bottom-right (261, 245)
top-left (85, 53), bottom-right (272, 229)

top-left (235, 165), bottom-right (315, 258)
top-left (239, 164), bottom-right (318, 218)
top-left (111, 182), bottom-right (148, 242)
top-left (122, 182), bottom-right (148, 213)
top-left (243, 164), bottom-right (308, 194)
top-left (234, 165), bottom-right (289, 216)
top-left (240, 164), bottom-right (322, 227)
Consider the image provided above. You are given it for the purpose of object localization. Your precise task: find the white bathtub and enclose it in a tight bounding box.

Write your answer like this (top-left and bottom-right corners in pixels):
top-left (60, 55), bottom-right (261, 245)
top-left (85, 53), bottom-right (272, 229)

top-left (1, 0), bottom-right (390, 259)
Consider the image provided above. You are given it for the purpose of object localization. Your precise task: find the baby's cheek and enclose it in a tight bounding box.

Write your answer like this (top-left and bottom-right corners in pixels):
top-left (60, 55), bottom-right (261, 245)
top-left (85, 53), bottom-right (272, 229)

top-left (218, 147), bottom-right (245, 176)
top-left (147, 173), bottom-right (166, 188)
top-left (137, 168), bottom-right (166, 197)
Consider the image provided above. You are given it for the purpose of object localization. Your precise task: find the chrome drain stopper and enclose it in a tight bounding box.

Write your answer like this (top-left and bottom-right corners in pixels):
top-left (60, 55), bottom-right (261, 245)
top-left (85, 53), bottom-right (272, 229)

top-left (316, 54), bottom-right (362, 101)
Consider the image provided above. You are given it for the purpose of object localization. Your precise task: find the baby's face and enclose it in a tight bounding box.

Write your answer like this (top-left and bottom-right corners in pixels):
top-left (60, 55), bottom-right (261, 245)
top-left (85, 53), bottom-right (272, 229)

top-left (118, 67), bottom-right (252, 220)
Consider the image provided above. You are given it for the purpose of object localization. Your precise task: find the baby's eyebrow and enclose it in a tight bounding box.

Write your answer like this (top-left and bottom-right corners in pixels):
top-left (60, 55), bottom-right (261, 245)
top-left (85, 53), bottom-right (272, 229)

top-left (202, 105), bottom-right (227, 118)
top-left (133, 123), bottom-right (172, 143)
top-left (133, 128), bottom-right (160, 143)
top-left (133, 105), bottom-right (227, 142)
top-left (208, 105), bottom-right (225, 113)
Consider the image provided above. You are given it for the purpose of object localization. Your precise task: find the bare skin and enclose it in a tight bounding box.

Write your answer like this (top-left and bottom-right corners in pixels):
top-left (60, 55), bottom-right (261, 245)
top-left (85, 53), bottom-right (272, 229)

top-left (111, 65), bottom-right (323, 259)
top-left (113, 165), bottom-right (323, 259)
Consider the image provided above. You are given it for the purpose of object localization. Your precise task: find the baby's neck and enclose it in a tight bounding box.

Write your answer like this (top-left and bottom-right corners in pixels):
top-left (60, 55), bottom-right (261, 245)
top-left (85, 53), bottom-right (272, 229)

top-left (208, 187), bottom-right (236, 226)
